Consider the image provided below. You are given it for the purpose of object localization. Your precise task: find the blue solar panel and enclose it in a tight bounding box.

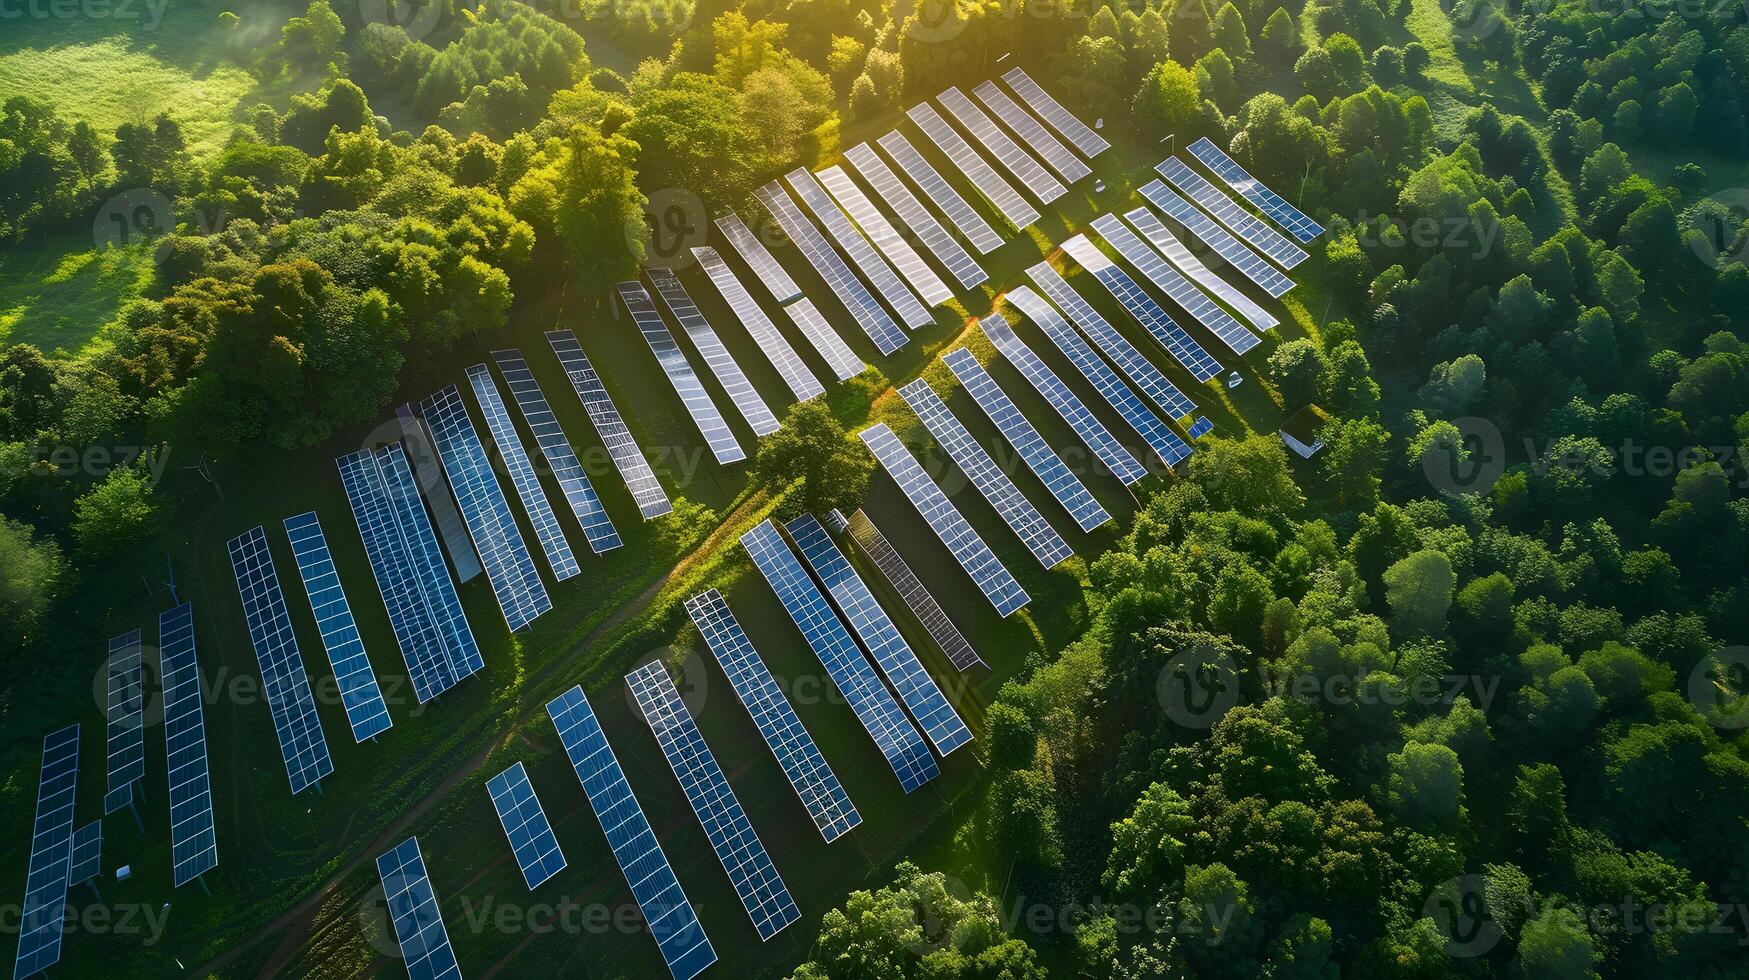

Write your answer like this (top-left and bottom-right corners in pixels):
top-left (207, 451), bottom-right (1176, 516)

top-left (545, 330), bottom-right (673, 520)
top-left (1158, 156), bottom-right (1309, 269)
top-left (785, 514), bottom-right (974, 755)
top-left (837, 510), bottom-right (984, 671)
top-left (817, 164), bottom-right (955, 307)
top-left (1024, 261), bottom-right (1197, 420)
top-left (103, 630), bottom-right (144, 813)
top-left (938, 86), bottom-right (1066, 205)
top-left (67, 821), bottom-right (100, 886)
top-left (627, 660), bottom-right (803, 941)
top-left (14, 724), bottom-right (77, 980)
top-left (546, 686), bottom-right (717, 980)
top-left (858, 424), bottom-right (1031, 616)
top-left (1189, 137), bottom-right (1325, 242)
top-left (755, 180), bottom-right (910, 356)
top-left (715, 211), bottom-right (803, 303)
top-left (486, 762), bottom-right (566, 890)
top-left (940, 348), bottom-right (1110, 533)
top-left (420, 384), bottom-right (553, 632)
top-left (908, 102), bottom-right (1040, 230)
top-left (160, 602), bottom-right (217, 887)
top-left (783, 298), bottom-right (868, 382)
top-left (897, 380), bottom-right (1075, 568)
top-left (1188, 416), bottom-right (1215, 440)
top-left (466, 364), bottom-right (581, 581)
top-left (1000, 67), bottom-right (1110, 158)
top-left (489, 350), bottom-right (621, 553)
top-left (1124, 206), bottom-right (1279, 333)
top-left (394, 405), bottom-right (482, 585)
top-left (283, 512), bottom-right (393, 742)
top-left (227, 526), bottom-right (334, 795)
top-left (1060, 234), bottom-right (1224, 382)
top-left (1137, 180), bottom-right (1295, 298)
top-left (683, 590), bottom-right (862, 842)
top-left (741, 520), bottom-right (941, 791)
top-left (1005, 286), bottom-right (1193, 471)
top-left (376, 837), bottom-right (462, 980)
top-left (787, 167), bottom-right (935, 329)
top-left (972, 79), bottom-right (1091, 183)
top-left (875, 130), bottom-right (1005, 254)
top-left (1092, 213), bottom-right (1260, 358)
top-left (841, 142), bottom-right (988, 290)
top-left (646, 267), bottom-right (782, 436)
top-left (691, 247), bottom-right (827, 402)
top-left (619, 280), bottom-right (748, 464)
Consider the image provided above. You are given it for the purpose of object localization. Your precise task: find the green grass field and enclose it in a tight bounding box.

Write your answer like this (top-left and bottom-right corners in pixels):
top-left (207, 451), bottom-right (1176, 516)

top-left (0, 229), bottom-right (156, 351)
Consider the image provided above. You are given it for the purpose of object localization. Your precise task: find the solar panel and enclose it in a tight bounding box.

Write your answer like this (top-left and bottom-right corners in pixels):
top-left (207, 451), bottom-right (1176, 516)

top-left (740, 520), bottom-right (940, 792)
top-left (1025, 261), bottom-right (1197, 419)
top-left (692, 247), bottom-right (826, 402)
top-left (999, 67), bottom-right (1110, 158)
top-left (1059, 233), bottom-right (1224, 381)
top-left (940, 348), bottom-right (1110, 532)
top-left (489, 350), bottom-right (623, 553)
top-left (875, 130), bottom-right (1005, 254)
top-left (897, 380), bottom-right (1075, 568)
top-left (1091, 213), bottom-right (1259, 358)
top-left (1124, 206), bottom-right (1279, 332)
top-left (787, 169), bottom-right (935, 330)
top-left (783, 298), bottom-right (867, 381)
top-left (858, 424), bottom-right (1030, 616)
top-left (977, 312), bottom-right (1149, 484)
top-left (160, 602), bottom-right (217, 887)
top-left (646, 267), bottom-right (781, 436)
top-left (785, 514), bottom-right (974, 755)
top-left (683, 590), bottom-right (862, 842)
top-left (841, 142), bottom-right (988, 290)
top-left (373, 444), bottom-right (485, 684)
top-left (715, 211), bottom-right (803, 303)
top-left (465, 364), bottom-right (581, 582)
top-left (837, 509), bottom-right (983, 671)
top-left (375, 837), bottom-right (462, 980)
top-left (395, 406), bottom-right (482, 585)
top-left (971, 80), bottom-right (1092, 184)
top-left (1158, 157), bottom-right (1309, 269)
top-left (1138, 180), bottom-right (1295, 298)
top-left (1188, 416), bottom-right (1215, 440)
top-left (103, 630), bottom-right (144, 813)
top-left (908, 103), bottom-right (1041, 231)
top-left (486, 762), bottom-right (566, 890)
top-left (67, 821), bottom-right (100, 886)
top-left (626, 660), bottom-right (802, 940)
top-left (546, 686), bottom-right (717, 980)
top-left (937, 87), bottom-right (1066, 206)
top-left (420, 384), bottom-right (554, 632)
top-left (1189, 137), bottom-right (1324, 242)
top-left (755, 181), bottom-right (910, 356)
top-left (547, 329), bottom-right (675, 520)
top-left (282, 512), bottom-right (393, 742)
top-left (817, 164), bottom-right (955, 306)
top-left (14, 724), bottom-right (77, 980)
top-left (1004, 288), bottom-right (1193, 471)
top-left (619, 282), bottom-right (747, 464)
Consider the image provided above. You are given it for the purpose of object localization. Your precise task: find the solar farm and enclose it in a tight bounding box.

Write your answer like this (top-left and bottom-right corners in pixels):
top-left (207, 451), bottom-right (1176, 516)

top-left (7, 67), bottom-right (1333, 979)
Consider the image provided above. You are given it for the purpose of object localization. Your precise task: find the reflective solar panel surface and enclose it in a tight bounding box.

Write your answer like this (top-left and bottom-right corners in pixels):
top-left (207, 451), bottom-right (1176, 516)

top-left (160, 602), bottom-right (217, 887)
top-left (741, 520), bottom-right (940, 791)
top-left (1189, 137), bottom-right (1325, 242)
top-left (1137, 180), bottom-right (1295, 297)
top-left (840, 509), bottom-right (984, 671)
top-left (486, 762), bottom-right (567, 889)
top-left (465, 364), bottom-right (580, 582)
top-left (374, 444), bottom-right (485, 684)
top-left (546, 686), bottom-right (717, 980)
top-left (647, 267), bottom-right (781, 436)
top-left (1000, 67), bottom-right (1111, 158)
top-left (941, 348), bottom-right (1110, 533)
top-left (619, 282), bottom-right (747, 464)
top-left (972, 80), bottom-right (1092, 183)
top-left (626, 660), bottom-right (802, 940)
top-left (1059, 234), bottom-right (1224, 381)
top-left (1158, 157), bottom-right (1309, 269)
top-left (547, 330), bottom-right (674, 519)
top-left (683, 589), bottom-right (862, 842)
top-left (104, 629), bottom-right (144, 813)
top-left (858, 424), bottom-right (1031, 616)
top-left (283, 512), bottom-right (393, 742)
top-left (1024, 261), bottom-right (1197, 419)
top-left (376, 837), bottom-right (462, 980)
top-left (490, 350), bottom-right (623, 552)
top-left (785, 514), bottom-right (974, 755)
top-left (817, 164), bottom-right (954, 306)
top-left (755, 181), bottom-right (909, 356)
top-left (1124, 206), bottom-right (1279, 332)
top-left (1091, 213), bottom-right (1259, 358)
top-left (875, 130), bottom-right (1005, 254)
top-left (395, 405), bottom-right (482, 585)
top-left (14, 724), bottom-right (77, 980)
top-left (68, 820), bottom-right (100, 885)
top-left (782, 299), bottom-right (867, 382)
top-left (842, 142), bottom-right (988, 290)
top-left (1188, 416), bottom-right (1215, 440)
top-left (787, 168), bottom-right (934, 329)
top-left (227, 526), bottom-right (334, 795)
top-left (937, 87), bottom-right (1065, 205)
top-left (692, 247), bottom-right (826, 402)
top-left (714, 211), bottom-right (802, 303)
top-left (906, 103), bottom-right (1041, 230)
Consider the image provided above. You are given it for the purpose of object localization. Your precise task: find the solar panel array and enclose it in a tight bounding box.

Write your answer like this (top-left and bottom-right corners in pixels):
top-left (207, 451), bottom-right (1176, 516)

top-left (683, 590), bottom-right (862, 842)
top-left (284, 512), bottom-right (394, 743)
top-left (646, 267), bottom-right (781, 436)
top-left (1091, 213), bottom-right (1259, 358)
top-left (376, 837), bottom-right (462, 980)
top-left (68, 821), bottom-right (101, 886)
top-left (547, 686), bottom-right (717, 980)
top-left (626, 660), bottom-right (802, 940)
top-left (1005, 288), bottom-right (1193, 471)
top-left (858, 424), bottom-right (1030, 616)
top-left (978, 312), bottom-right (1149, 485)
top-left (421, 384), bottom-right (554, 631)
top-left (377, 444), bottom-right (486, 682)
top-left (490, 350), bottom-right (624, 552)
top-left (941, 348), bottom-right (1110, 532)
top-left (907, 103), bottom-right (1041, 230)
top-left (1000, 67), bottom-right (1111, 158)
top-left (1189, 137), bottom-right (1325, 242)
top-left (1025, 261), bottom-right (1197, 419)
top-left (972, 80), bottom-right (1091, 184)
top-left (1059, 234), bottom-right (1223, 382)
top-left (786, 168), bottom-right (934, 329)
top-left (103, 630), bottom-right (145, 813)
top-left (1188, 416), bottom-right (1215, 440)
top-left (14, 724), bottom-right (77, 980)
top-left (755, 180), bottom-right (910, 356)
top-left (786, 514), bottom-right (974, 755)
top-left (160, 602), bottom-right (217, 887)
top-left (937, 87), bottom-right (1066, 206)
top-left (465, 365), bottom-right (580, 584)
top-left (897, 380), bottom-right (1075, 569)
top-left (839, 509), bottom-right (984, 671)
top-left (486, 762), bottom-right (567, 890)
top-left (395, 405), bottom-right (482, 585)
top-left (875, 130), bottom-right (1005, 254)
top-left (1158, 157), bottom-right (1309, 269)
top-left (741, 519), bottom-right (940, 791)
top-left (692, 247), bottom-right (826, 401)
top-left (546, 330), bottom-right (674, 520)
top-left (817, 164), bottom-right (954, 306)
top-left (227, 526), bottom-right (334, 795)
top-left (715, 212), bottom-right (802, 303)
top-left (619, 282), bottom-right (747, 464)
top-left (782, 298), bottom-right (867, 381)
top-left (841, 142), bottom-right (988, 290)
top-left (1124, 206), bottom-right (1279, 332)
top-left (1138, 180), bottom-right (1295, 298)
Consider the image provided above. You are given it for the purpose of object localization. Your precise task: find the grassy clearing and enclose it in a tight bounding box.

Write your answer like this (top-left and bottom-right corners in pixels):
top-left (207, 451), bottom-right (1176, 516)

top-left (0, 230), bottom-right (156, 352)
